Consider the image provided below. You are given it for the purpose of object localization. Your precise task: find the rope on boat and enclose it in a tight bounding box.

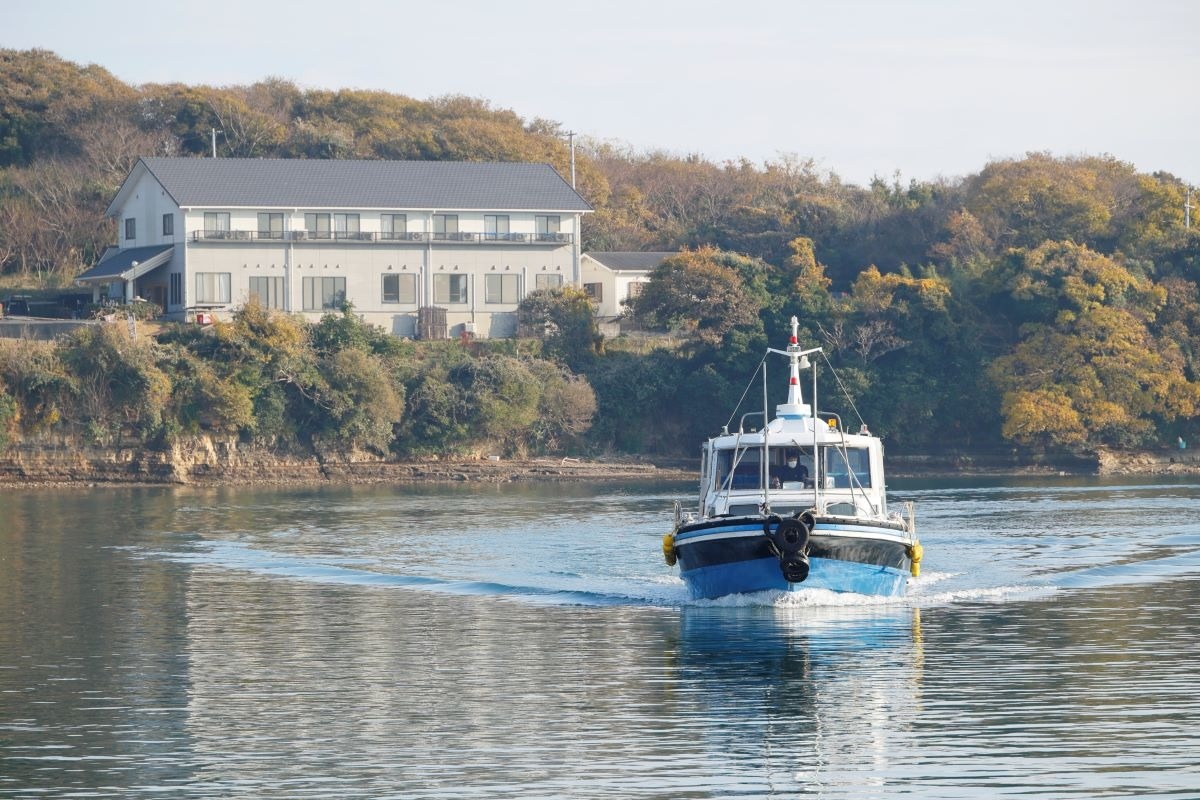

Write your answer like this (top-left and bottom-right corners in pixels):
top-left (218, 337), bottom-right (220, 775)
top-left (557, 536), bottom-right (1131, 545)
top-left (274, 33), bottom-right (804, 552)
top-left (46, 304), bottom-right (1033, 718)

top-left (723, 354), bottom-right (769, 434)
top-left (819, 350), bottom-right (868, 432)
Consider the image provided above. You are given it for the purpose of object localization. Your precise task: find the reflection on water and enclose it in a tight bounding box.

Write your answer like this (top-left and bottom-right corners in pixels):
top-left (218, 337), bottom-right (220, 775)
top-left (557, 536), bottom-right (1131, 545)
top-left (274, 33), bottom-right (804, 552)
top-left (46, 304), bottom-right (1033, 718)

top-left (1, 478), bottom-right (1198, 798)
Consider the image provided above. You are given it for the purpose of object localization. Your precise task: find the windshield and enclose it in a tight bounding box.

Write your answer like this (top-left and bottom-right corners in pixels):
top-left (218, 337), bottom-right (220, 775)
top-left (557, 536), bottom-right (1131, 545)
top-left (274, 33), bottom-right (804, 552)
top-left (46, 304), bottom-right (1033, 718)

top-left (714, 446), bottom-right (816, 491)
top-left (823, 446), bottom-right (872, 488)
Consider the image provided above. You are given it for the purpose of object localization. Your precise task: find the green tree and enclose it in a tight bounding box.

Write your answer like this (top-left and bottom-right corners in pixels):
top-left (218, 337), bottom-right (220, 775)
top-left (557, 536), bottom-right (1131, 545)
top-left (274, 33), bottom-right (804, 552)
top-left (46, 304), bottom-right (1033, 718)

top-left (58, 324), bottom-right (172, 442)
top-left (316, 347), bottom-right (404, 453)
top-left (516, 286), bottom-right (599, 367)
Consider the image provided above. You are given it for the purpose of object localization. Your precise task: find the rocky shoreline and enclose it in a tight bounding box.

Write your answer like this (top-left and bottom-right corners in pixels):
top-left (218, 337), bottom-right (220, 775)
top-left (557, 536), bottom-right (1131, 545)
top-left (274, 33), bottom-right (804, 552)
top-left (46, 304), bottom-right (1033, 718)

top-left (0, 437), bottom-right (695, 488)
top-left (0, 437), bottom-right (1196, 489)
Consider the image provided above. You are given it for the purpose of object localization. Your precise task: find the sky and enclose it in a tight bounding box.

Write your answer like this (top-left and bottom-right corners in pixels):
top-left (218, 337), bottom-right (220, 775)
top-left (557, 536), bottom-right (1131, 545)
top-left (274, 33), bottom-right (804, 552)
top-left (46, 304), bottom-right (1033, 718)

top-left (6, 0), bottom-right (1199, 186)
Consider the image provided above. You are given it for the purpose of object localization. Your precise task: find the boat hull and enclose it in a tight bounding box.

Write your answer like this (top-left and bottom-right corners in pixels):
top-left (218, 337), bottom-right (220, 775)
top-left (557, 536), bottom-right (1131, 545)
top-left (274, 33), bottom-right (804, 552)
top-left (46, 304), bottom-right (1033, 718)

top-left (673, 516), bottom-right (912, 600)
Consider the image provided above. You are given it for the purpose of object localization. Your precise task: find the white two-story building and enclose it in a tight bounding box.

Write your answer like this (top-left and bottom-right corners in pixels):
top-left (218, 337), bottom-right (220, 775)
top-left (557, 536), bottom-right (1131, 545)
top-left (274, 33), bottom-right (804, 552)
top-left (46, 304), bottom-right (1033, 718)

top-left (77, 157), bottom-right (593, 338)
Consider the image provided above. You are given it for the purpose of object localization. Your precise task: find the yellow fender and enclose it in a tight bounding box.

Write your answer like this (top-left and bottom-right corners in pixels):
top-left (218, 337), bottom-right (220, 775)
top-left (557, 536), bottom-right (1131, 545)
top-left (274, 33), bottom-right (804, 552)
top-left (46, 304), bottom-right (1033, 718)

top-left (907, 541), bottom-right (924, 577)
top-left (662, 533), bottom-right (677, 566)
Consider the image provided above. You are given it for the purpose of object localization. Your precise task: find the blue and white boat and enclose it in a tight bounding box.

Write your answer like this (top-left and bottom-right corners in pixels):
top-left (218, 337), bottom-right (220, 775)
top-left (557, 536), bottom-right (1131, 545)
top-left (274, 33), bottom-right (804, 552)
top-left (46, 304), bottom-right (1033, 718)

top-left (664, 317), bottom-right (922, 600)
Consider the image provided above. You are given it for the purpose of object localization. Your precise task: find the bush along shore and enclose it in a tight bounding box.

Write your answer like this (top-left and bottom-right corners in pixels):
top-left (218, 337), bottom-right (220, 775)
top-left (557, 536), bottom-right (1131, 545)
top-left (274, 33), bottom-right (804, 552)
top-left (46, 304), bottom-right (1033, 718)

top-left (1, 301), bottom-right (1197, 488)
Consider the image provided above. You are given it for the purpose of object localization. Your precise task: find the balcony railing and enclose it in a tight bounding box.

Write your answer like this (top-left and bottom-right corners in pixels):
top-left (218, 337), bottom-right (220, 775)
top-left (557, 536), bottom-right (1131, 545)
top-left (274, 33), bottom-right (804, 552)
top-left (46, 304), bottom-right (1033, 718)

top-left (191, 229), bottom-right (573, 244)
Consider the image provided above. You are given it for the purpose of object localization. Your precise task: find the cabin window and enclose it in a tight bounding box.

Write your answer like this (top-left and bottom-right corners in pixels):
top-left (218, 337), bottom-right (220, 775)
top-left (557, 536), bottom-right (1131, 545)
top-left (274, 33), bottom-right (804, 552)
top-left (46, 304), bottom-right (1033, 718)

top-left (824, 447), bottom-right (872, 488)
top-left (714, 448), bottom-right (763, 490)
top-left (767, 446), bottom-right (814, 487)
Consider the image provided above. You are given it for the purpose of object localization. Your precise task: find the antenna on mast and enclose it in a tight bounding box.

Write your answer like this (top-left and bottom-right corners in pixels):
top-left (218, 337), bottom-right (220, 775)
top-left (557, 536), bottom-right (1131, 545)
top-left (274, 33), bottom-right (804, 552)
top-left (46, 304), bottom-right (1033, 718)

top-left (770, 316), bottom-right (819, 419)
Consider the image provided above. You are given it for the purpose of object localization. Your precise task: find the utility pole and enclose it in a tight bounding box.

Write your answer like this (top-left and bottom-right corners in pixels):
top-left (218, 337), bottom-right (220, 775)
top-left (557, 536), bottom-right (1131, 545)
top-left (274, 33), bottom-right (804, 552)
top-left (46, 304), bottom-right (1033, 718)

top-left (565, 130), bottom-right (576, 188)
top-left (1187, 187), bottom-right (1193, 229)
top-left (211, 128), bottom-right (222, 158)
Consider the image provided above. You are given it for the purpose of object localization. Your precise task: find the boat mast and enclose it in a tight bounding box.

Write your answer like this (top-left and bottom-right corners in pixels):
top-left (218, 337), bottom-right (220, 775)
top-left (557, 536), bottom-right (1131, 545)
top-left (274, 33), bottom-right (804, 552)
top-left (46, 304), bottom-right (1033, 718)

top-left (768, 316), bottom-right (822, 504)
top-left (774, 316), bottom-right (812, 419)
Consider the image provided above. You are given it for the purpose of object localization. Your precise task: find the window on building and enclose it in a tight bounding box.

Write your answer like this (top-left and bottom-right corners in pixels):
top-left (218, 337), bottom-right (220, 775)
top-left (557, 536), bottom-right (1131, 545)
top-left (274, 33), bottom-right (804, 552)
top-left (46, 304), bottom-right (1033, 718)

top-left (169, 272), bottom-right (182, 306)
top-left (584, 282), bottom-right (603, 302)
top-left (302, 276), bottom-right (346, 311)
top-left (334, 213), bottom-right (360, 238)
top-left (258, 212), bottom-right (284, 240)
top-left (305, 213), bottom-right (331, 239)
top-left (485, 273), bottom-right (519, 304)
top-left (124, 218), bottom-right (136, 240)
top-left (249, 276), bottom-right (285, 309)
top-left (382, 273), bottom-right (417, 304)
top-left (432, 214), bottom-right (458, 238)
top-left (433, 273), bottom-right (468, 304)
top-left (484, 215), bottom-right (510, 240)
top-left (627, 282), bottom-right (645, 300)
top-left (162, 214), bottom-right (174, 236)
top-left (203, 212), bottom-right (230, 238)
top-left (535, 274), bottom-right (563, 290)
top-left (382, 214), bottom-right (407, 240)
top-left (195, 272), bottom-right (231, 304)
top-left (535, 215), bottom-right (560, 240)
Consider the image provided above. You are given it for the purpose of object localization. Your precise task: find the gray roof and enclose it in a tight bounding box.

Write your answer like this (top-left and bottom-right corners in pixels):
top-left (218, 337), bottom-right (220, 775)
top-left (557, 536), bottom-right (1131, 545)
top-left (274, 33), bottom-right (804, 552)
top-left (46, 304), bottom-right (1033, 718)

top-left (130, 158), bottom-right (592, 212)
top-left (584, 251), bottom-right (678, 271)
top-left (76, 244), bottom-right (174, 281)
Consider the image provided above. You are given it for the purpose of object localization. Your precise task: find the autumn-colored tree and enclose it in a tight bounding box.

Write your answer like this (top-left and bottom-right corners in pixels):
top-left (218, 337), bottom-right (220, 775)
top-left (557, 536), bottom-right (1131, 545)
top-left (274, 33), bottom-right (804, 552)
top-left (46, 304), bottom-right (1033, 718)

top-left (627, 247), bottom-right (765, 345)
top-left (784, 236), bottom-right (832, 315)
top-left (989, 305), bottom-right (1200, 448)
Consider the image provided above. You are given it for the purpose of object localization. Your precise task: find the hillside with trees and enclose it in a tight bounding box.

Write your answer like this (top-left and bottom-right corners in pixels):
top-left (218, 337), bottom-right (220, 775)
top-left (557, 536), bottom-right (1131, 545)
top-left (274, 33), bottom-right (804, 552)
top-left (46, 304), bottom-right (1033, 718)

top-left (1, 48), bottom-right (1198, 466)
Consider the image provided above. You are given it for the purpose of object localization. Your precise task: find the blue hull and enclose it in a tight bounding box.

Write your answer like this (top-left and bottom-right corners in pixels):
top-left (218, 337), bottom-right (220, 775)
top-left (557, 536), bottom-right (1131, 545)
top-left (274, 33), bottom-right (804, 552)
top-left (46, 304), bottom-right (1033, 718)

top-left (674, 517), bottom-right (911, 601)
top-left (681, 555), bottom-right (908, 600)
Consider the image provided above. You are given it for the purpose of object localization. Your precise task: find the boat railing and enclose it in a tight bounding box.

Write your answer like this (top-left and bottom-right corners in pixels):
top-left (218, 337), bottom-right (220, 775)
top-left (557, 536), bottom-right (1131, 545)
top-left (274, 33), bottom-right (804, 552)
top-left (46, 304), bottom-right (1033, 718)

top-left (738, 411), bottom-right (765, 433)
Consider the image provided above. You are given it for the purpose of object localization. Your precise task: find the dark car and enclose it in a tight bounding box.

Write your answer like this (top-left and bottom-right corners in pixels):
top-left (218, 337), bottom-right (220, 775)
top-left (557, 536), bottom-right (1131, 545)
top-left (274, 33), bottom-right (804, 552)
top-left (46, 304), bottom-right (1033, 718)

top-left (4, 296), bottom-right (31, 316)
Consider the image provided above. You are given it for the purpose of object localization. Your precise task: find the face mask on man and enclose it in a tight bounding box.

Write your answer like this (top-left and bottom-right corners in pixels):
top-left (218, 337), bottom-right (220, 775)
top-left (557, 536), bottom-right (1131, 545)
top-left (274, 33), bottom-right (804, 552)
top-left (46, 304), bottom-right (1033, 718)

top-left (786, 459), bottom-right (798, 468)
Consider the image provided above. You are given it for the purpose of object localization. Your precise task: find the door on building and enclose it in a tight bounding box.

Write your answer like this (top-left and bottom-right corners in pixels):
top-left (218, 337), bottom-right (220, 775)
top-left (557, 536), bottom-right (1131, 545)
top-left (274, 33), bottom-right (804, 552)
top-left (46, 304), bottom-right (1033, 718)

top-left (146, 284), bottom-right (167, 312)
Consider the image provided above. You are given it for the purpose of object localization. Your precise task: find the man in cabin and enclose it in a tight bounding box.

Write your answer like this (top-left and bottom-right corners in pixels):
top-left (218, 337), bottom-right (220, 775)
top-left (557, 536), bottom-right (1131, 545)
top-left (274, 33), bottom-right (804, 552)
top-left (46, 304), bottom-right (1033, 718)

top-left (772, 450), bottom-right (810, 487)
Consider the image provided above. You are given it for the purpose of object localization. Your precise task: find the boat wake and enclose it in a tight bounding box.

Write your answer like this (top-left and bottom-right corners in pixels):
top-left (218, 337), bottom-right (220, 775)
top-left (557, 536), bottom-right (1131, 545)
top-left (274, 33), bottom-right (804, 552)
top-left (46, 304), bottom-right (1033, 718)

top-left (144, 539), bottom-right (1069, 612)
top-left (1043, 548), bottom-right (1200, 590)
top-left (154, 540), bottom-right (688, 607)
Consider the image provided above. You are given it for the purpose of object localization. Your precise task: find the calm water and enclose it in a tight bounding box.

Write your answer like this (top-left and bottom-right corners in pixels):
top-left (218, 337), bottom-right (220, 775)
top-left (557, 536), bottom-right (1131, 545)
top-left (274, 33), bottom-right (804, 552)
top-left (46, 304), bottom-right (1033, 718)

top-left (1, 476), bottom-right (1198, 799)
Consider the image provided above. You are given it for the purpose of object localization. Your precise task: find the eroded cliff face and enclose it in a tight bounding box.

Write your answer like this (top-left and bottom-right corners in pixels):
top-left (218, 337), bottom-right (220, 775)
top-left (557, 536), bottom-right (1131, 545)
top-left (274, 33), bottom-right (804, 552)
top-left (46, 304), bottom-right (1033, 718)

top-left (0, 436), bottom-right (680, 486)
top-left (1093, 447), bottom-right (1200, 475)
top-left (0, 436), bottom-right (327, 485)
